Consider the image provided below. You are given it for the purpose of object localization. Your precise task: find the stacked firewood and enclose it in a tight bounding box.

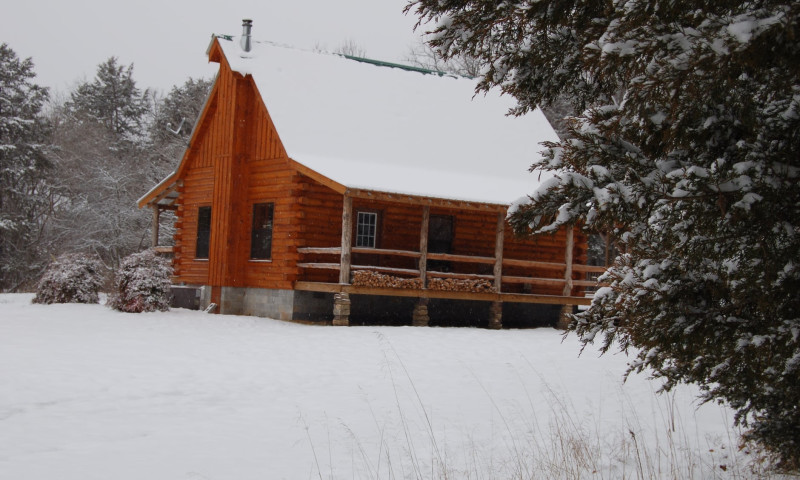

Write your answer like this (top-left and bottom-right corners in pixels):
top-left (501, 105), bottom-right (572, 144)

top-left (352, 270), bottom-right (422, 289)
top-left (428, 277), bottom-right (495, 293)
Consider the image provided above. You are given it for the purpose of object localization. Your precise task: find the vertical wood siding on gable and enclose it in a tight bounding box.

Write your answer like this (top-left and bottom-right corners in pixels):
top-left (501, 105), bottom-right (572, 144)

top-left (171, 61), bottom-right (242, 287)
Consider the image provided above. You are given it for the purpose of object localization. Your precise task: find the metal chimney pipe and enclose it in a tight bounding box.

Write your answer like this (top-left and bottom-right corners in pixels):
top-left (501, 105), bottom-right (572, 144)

top-left (240, 19), bottom-right (253, 52)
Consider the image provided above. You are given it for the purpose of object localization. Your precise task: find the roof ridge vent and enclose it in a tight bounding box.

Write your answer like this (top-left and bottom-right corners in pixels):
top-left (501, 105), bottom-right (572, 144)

top-left (240, 19), bottom-right (253, 52)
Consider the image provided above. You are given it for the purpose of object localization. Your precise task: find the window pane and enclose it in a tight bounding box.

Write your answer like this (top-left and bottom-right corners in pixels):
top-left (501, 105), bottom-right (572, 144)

top-left (251, 203), bottom-right (274, 259)
top-left (196, 206), bottom-right (211, 259)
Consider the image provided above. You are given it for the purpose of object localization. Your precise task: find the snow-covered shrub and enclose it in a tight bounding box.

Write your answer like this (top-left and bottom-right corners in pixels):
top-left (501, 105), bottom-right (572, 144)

top-left (32, 253), bottom-right (104, 304)
top-left (107, 249), bottom-right (172, 313)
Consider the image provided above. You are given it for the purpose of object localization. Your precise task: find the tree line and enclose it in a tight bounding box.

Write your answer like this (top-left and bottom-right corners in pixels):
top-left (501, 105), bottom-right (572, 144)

top-left (0, 43), bottom-right (211, 291)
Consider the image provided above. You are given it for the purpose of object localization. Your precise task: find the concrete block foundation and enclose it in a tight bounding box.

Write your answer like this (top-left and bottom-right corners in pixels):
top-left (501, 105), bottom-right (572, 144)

top-left (185, 285), bottom-right (566, 328)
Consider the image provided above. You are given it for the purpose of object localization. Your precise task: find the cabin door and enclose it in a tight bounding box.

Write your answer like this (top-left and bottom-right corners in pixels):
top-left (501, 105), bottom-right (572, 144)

top-left (428, 215), bottom-right (454, 272)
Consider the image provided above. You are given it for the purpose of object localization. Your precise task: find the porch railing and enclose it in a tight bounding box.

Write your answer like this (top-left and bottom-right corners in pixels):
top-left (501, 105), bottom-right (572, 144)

top-left (296, 246), bottom-right (606, 293)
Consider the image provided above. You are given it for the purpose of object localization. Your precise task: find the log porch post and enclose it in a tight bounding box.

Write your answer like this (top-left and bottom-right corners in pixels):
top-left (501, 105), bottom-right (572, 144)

top-left (419, 205), bottom-right (430, 288)
top-left (413, 206), bottom-right (431, 326)
top-left (339, 195), bottom-right (353, 285)
top-left (334, 195), bottom-right (353, 326)
top-left (489, 211), bottom-right (505, 329)
top-left (151, 205), bottom-right (161, 248)
top-left (493, 212), bottom-right (504, 293)
top-left (562, 225), bottom-right (574, 297)
top-left (558, 225), bottom-right (576, 329)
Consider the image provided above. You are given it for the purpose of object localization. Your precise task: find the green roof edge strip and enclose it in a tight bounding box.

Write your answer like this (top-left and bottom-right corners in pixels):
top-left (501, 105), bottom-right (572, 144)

top-left (341, 54), bottom-right (473, 79)
top-left (210, 36), bottom-right (473, 79)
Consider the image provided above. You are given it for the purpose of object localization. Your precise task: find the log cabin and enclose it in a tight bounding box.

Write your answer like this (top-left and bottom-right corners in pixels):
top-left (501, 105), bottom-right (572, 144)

top-left (138, 20), bottom-right (603, 328)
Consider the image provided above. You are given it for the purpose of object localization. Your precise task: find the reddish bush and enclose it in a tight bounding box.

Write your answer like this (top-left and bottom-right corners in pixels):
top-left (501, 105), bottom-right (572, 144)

top-left (33, 253), bottom-right (104, 304)
top-left (107, 250), bottom-right (172, 313)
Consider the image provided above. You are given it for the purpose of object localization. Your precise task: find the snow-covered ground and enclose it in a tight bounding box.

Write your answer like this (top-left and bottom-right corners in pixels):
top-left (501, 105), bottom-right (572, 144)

top-left (0, 294), bottom-right (771, 479)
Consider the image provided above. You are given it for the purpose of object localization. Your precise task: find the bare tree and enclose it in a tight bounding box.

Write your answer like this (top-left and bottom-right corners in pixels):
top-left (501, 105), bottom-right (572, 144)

top-left (334, 39), bottom-right (367, 58)
top-left (404, 40), bottom-right (481, 77)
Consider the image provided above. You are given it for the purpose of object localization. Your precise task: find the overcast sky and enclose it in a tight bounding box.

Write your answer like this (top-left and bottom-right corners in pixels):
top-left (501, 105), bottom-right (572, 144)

top-left (2, 0), bottom-right (424, 93)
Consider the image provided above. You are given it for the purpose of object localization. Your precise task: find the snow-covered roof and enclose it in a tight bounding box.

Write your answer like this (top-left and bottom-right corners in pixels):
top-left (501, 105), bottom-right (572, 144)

top-left (217, 37), bottom-right (559, 206)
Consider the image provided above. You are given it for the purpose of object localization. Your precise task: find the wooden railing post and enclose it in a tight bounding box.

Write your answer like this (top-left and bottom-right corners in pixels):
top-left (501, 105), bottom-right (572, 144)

top-left (339, 195), bottom-right (353, 285)
top-left (562, 225), bottom-right (574, 297)
top-left (419, 206), bottom-right (430, 288)
top-left (414, 206), bottom-right (431, 327)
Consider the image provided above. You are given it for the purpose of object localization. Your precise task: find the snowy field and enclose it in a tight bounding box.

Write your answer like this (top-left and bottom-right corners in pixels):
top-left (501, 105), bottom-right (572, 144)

top-left (0, 293), bottom-right (776, 479)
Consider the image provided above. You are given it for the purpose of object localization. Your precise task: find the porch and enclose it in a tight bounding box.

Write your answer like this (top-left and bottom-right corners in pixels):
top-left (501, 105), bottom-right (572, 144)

top-left (294, 196), bottom-right (605, 328)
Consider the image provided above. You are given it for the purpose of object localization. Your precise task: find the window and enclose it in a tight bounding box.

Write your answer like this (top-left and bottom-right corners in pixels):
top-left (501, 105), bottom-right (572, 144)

top-left (356, 211), bottom-right (378, 248)
top-left (251, 202), bottom-right (274, 259)
top-left (196, 206), bottom-right (211, 259)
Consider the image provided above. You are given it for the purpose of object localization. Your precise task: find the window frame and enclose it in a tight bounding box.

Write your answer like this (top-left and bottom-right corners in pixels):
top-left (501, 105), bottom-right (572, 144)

top-left (195, 205), bottom-right (212, 259)
top-left (250, 202), bottom-right (275, 260)
top-left (355, 210), bottom-right (379, 249)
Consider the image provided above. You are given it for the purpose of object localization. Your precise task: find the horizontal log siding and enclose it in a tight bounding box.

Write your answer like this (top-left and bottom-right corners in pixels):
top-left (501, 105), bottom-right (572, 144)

top-left (504, 227), bottom-right (588, 295)
top-left (243, 164), bottom-right (303, 289)
top-left (173, 167), bottom-right (214, 284)
top-left (295, 175), bottom-right (342, 283)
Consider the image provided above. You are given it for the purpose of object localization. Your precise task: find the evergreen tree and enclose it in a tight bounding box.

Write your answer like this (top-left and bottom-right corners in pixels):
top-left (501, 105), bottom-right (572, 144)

top-left (408, 0), bottom-right (800, 466)
top-left (64, 57), bottom-right (149, 142)
top-left (0, 43), bottom-right (53, 291)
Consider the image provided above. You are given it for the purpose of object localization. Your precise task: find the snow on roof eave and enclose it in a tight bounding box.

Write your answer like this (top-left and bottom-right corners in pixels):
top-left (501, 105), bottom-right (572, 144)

top-left (137, 171), bottom-right (178, 208)
top-left (289, 156), bottom-right (512, 210)
top-left (344, 185), bottom-right (510, 212)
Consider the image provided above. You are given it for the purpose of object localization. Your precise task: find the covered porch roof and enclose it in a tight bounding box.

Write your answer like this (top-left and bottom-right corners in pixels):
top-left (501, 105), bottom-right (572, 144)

top-left (137, 172), bottom-right (180, 209)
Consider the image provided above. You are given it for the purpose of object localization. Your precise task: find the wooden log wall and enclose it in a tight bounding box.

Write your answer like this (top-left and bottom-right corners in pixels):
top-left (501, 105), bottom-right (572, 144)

top-left (294, 175), bottom-right (343, 284)
top-left (173, 167), bottom-right (213, 285)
